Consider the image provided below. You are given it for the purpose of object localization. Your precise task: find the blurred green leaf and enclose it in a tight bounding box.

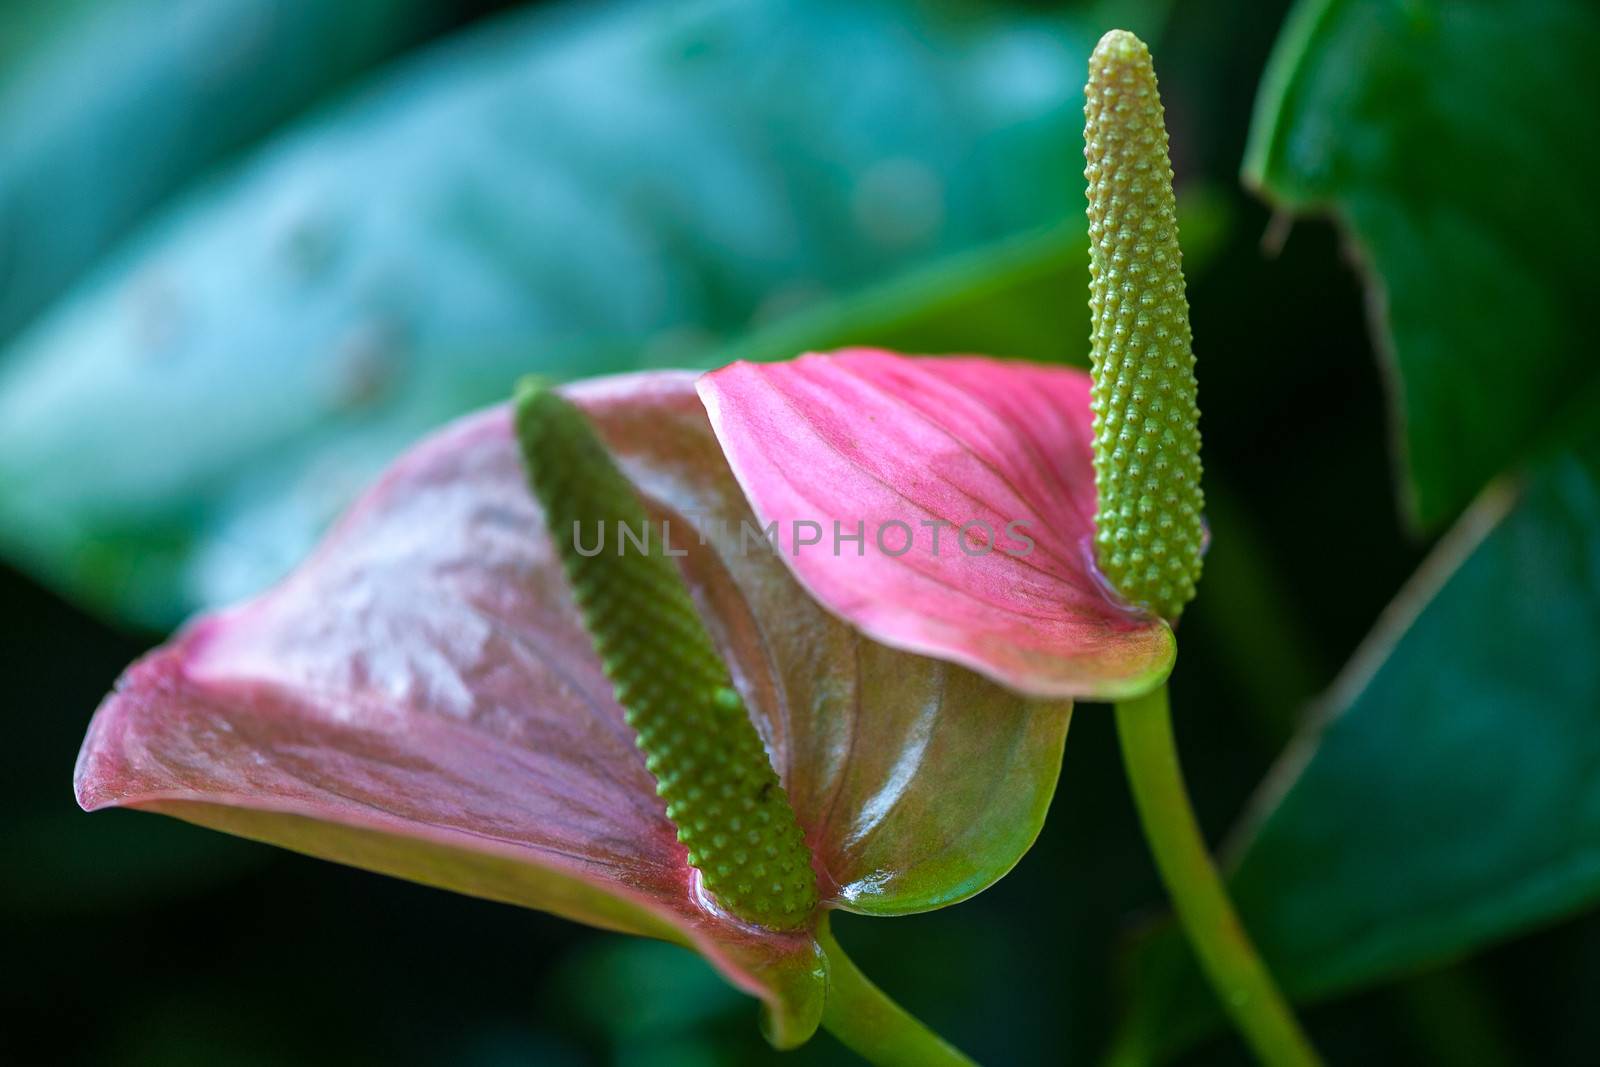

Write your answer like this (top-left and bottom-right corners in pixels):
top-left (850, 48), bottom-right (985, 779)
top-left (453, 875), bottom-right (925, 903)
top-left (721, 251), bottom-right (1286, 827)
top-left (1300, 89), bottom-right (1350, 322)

top-left (0, 0), bottom-right (1169, 629)
top-left (1120, 422), bottom-right (1600, 1060)
top-left (0, 0), bottom-right (460, 344)
top-left (728, 182), bottom-right (1230, 368)
top-left (1243, 0), bottom-right (1600, 528)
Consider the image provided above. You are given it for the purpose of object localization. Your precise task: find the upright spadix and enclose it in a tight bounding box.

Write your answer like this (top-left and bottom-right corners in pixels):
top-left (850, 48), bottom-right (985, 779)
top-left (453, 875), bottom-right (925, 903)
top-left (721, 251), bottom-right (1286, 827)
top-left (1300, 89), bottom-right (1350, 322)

top-left (1085, 29), bottom-right (1205, 621)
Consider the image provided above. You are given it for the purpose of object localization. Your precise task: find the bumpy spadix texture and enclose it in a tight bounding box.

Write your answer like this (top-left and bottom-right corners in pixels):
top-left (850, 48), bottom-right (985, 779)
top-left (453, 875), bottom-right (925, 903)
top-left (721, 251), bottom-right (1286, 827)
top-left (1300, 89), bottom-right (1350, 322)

top-left (514, 380), bottom-right (818, 929)
top-left (1085, 30), bottom-right (1205, 621)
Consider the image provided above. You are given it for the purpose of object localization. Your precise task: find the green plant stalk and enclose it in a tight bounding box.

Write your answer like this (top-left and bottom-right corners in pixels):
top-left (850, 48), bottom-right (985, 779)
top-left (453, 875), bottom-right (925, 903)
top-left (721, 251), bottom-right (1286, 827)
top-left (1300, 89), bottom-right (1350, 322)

top-left (1115, 683), bottom-right (1319, 1067)
top-left (817, 914), bottom-right (976, 1067)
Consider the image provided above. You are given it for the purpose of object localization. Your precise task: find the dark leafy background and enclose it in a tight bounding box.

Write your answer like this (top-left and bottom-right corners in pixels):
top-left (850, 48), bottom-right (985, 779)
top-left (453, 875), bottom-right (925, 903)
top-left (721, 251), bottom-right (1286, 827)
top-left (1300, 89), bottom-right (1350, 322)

top-left (4, 0), bottom-right (1598, 1064)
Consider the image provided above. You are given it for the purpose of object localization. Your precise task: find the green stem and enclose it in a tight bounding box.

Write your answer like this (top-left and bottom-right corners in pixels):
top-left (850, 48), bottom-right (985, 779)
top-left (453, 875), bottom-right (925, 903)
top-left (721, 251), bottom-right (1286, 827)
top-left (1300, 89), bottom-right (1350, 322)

top-left (817, 914), bottom-right (976, 1067)
top-left (1114, 684), bottom-right (1320, 1067)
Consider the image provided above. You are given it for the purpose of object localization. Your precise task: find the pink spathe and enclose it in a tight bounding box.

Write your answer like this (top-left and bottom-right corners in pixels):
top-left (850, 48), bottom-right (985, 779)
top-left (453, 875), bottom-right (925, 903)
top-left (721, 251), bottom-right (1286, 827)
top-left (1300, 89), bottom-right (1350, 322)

top-left (74, 370), bottom-right (1068, 1046)
top-left (699, 349), bottom-right (1175, 700)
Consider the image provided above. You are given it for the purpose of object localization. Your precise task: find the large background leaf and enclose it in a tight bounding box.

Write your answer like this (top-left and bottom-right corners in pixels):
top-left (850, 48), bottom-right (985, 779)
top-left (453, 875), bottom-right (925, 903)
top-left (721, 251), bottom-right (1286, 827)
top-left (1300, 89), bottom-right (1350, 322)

top-left (0, 0), bottom-right (1167, 630)
top-left (0, 0), bottom-right (468, 344)
top-left (1243, 0), bottom-right (1600, 528)
top-left (1108, 3), bottom-right (1600, 1055)
top-left (1121, 423), bottom-right (1600, 1060)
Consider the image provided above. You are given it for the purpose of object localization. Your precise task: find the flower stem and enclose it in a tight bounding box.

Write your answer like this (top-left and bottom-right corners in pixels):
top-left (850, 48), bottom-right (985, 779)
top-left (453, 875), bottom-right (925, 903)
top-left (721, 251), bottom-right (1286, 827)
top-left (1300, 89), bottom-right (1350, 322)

top-left (1114, 684), bottom-right (1320, 1067)
top-left (817, 914), bottom-right (976, 1067)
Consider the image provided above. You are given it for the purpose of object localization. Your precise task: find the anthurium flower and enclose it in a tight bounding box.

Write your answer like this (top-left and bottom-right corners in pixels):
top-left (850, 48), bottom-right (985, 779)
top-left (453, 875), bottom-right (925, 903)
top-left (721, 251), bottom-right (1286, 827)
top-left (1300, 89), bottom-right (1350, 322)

top-left (692, 31), bottom-right (1318, 1067)
top-left (74, 371), bottom-right (1070, 1052)
top-left (698, 349), bottom-right (1176, 700)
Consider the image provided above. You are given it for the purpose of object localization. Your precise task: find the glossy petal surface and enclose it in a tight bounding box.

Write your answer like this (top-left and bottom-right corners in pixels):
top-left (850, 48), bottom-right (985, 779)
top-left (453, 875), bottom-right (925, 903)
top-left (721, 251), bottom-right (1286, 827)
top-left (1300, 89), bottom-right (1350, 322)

top-left (75, 372), bottom-right (1069, 1041)
top-left (698, 350), bottom-right (1175, 699)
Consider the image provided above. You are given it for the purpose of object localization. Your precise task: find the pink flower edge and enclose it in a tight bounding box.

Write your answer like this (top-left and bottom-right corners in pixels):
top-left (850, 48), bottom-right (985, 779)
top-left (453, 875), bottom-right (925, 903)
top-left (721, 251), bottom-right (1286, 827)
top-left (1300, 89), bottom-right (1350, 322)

top-left (697, 349), bottom-right (1175, 700)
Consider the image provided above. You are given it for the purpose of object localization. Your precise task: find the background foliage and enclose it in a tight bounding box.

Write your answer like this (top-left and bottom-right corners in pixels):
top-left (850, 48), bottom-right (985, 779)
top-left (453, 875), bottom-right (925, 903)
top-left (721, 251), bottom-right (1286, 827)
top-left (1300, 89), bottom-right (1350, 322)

top-left (3, 0), bottom-right (1596, 1063)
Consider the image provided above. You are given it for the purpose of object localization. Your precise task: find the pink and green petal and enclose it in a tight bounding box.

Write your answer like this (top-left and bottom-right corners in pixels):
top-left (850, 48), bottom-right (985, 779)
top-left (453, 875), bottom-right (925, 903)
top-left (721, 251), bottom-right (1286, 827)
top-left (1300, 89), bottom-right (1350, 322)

top-left (698, 350), bottom-right (1175, 700)
top-left (76, 371), bottom-right (1068, 1041)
